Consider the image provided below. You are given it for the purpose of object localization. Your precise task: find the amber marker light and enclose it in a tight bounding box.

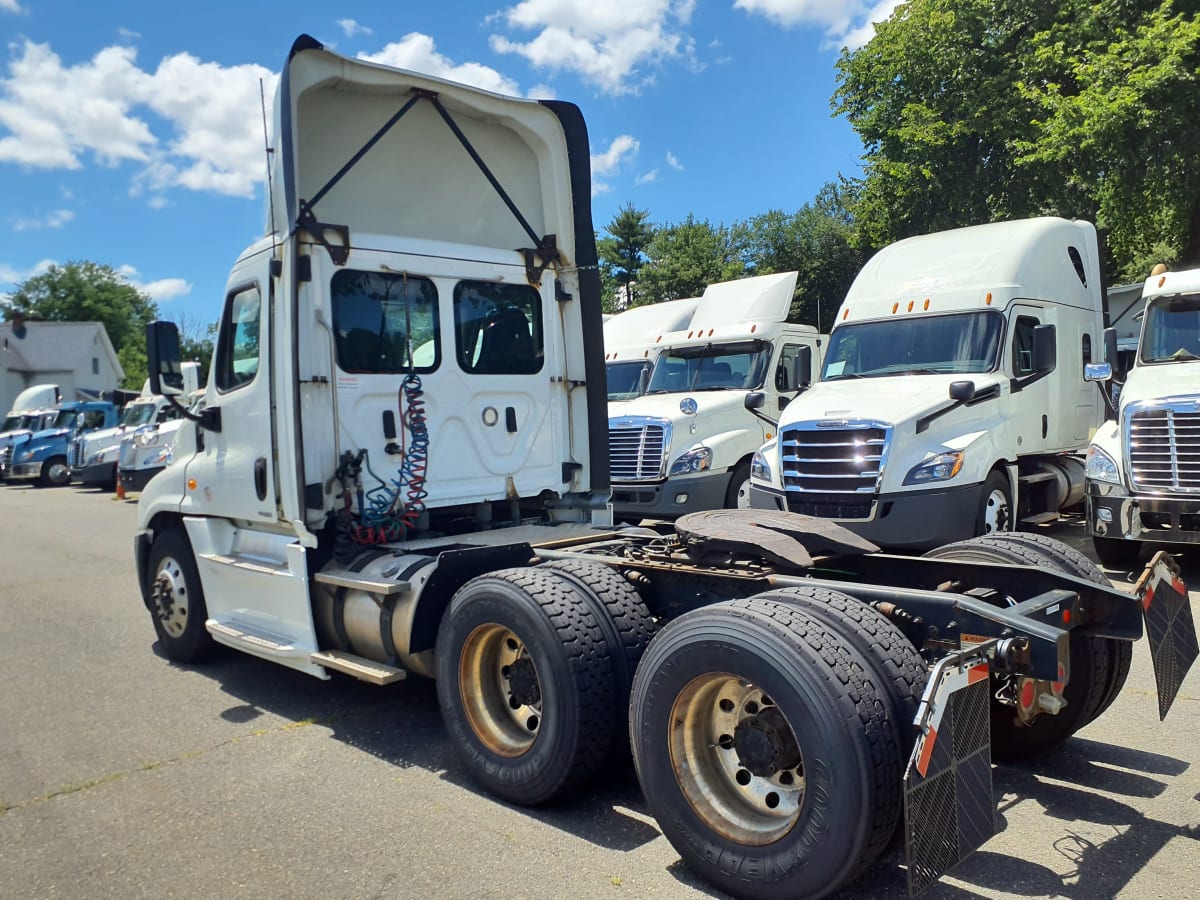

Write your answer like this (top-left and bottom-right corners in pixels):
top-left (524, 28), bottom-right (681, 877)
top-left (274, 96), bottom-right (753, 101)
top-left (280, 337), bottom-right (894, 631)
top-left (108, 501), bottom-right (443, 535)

top-left (907, 300), bottom-right (914, 312)
top-left (892, 302), bottom-right (899, 313)
top-left (985, 293), bottom-right (993, 305)
top-left (187, 478), bottom-right (197, 490)
top-left (924, 298), bottom-right (930, 310)
top-left (842, 309), bottom-right (849, 321)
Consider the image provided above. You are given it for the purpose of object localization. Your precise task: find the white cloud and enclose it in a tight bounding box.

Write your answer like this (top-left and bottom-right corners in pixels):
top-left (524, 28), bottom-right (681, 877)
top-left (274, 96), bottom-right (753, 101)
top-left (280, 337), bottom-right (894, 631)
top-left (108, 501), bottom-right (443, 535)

top-left (635, 169), bottom-right (658, 185)
top-left (0, 0), bottom-right (26, 14)
top-left (665, 151), bottom-right (683, 170)
top-left (0, 258), bottom-right (54, 285)
top-left (337, 18), bottom-right (373, 39)
top-left (489, 0), bottom-right (698, 95)
top-left (360, 34), bottom-right (521, 96)
top-left (0, 40), bottom-right (277, 199)
top-left (117, 27), bottom-right (141, 41)
top-left (527, 83), bottom-right (557, 100)
top-left (590, 133), bottom-right (639, 196)
top-left (735, 0), bottom-right (901, 50)
top-left (11, 208), bottom-right (74, 231)
top-left (117, 264), bottom-right (192, 301)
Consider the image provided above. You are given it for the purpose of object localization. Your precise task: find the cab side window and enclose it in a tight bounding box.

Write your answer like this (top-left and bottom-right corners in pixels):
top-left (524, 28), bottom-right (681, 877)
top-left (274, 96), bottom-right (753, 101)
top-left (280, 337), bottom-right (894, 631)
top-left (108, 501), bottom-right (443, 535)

top-left (775, 343), bottom-right (806, 391)
top-left (1011, 315), bottom-right (1039, 376)
top-left (215, 286), bottom-right (261, 392)
top-left (453, 281), bottom-right (543, 375)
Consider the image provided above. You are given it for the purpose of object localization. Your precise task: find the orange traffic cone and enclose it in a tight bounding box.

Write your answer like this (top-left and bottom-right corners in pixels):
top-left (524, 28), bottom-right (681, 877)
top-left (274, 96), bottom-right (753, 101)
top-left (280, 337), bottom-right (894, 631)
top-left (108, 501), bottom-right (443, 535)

top-left (116, 476), bottom-right (126, 500)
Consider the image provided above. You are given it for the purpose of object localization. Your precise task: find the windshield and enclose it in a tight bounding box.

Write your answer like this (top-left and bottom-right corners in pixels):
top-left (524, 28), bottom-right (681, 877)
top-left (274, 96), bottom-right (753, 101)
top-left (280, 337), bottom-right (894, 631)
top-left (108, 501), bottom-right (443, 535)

top-left (52, 410), bottom-right (78, 429)
top-left (1140, 293), bottom-right (1200, 363)
top-left (646, 341), bottom-right (771, 394)
top-left (2, 414), bottom-right (23, 432)
top-left (821, 311), bottom-right (1004, 380)
top-left (122, 403), bottom-right (158, 426)
top-left (607, 360), bottom-right (650, 401)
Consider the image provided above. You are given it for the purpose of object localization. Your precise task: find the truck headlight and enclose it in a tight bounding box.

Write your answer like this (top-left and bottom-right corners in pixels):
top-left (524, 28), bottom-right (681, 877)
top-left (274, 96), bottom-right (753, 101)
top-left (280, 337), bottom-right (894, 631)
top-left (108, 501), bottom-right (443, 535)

top-left (1086, 446), bottom-right (1122, 485)
top-left (670, 446), bottom-right (713, 475)
top-left (751, 449), bottom-right (772, 483)
top-left (903, 451), bottom-right (964, 485)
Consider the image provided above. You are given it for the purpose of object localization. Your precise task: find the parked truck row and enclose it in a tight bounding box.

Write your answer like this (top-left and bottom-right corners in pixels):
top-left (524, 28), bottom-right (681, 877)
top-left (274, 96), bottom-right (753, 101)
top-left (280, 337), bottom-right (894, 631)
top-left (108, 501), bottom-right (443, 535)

top-left (125, 37), bottom-right (1195, 900)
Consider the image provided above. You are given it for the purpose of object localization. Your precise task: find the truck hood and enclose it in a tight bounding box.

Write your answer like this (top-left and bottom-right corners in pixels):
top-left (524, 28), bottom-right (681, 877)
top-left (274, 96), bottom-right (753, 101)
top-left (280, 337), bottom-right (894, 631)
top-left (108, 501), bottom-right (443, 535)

top-left (25, 427), bottom-right (70, 444)
top-left (786, 373), bottom-right (1005, 427)
top-left (1119, 362), bottom-right (1200, 408)
top-left (610, 390), bottom-right (755, 427)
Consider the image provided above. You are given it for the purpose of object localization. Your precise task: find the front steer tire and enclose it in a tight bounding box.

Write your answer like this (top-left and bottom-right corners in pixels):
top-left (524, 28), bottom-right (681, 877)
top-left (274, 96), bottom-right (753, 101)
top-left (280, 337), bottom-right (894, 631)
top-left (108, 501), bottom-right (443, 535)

top-left (630, 598), bottom-right (899, 900)
top-left (146, 527), bottom-right (214, 663)
top-left (435, 567), bottom-right (617, 805)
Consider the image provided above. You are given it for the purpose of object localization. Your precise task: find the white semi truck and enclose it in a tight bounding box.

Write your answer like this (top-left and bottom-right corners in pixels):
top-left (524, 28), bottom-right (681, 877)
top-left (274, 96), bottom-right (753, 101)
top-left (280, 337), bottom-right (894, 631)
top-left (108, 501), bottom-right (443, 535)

top-left (135, 37), bottom-right (1194, 900)
top-left (751, 218), bottom-right (1105, 549)
top-left (1085, 266), bottom-right (1200, 566)
top-left (603, 297), bottom-right (698, 401)
top-left (607, 272), bottom-right (824, 519)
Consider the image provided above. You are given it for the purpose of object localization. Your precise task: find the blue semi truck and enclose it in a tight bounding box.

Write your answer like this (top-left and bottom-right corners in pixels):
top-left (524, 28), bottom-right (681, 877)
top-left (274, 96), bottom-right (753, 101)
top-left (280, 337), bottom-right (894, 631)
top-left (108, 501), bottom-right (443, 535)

top-left (3, 401), bottom-right (120, 486)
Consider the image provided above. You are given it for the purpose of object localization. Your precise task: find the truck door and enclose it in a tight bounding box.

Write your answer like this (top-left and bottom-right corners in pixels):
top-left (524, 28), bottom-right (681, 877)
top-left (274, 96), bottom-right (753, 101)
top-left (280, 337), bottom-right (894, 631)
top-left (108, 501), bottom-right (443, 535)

top-left (185, 278), bottom-right (277, 521)
top-left (1007, 304), bottom-right (1055, 453)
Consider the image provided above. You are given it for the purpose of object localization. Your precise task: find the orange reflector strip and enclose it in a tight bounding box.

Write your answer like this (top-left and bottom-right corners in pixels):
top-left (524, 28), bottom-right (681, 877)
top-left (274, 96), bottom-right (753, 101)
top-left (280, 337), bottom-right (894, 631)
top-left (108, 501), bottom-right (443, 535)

top-left (916, 726), bottom-right (938, 777)
top-left (968, 662), bottom-right (989, 684)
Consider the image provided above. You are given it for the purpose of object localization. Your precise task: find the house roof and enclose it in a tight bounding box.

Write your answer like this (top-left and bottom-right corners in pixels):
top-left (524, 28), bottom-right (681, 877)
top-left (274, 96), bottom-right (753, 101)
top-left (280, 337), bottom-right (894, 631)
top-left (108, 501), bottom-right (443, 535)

top-left (0, 321), bottom-right (125, 381)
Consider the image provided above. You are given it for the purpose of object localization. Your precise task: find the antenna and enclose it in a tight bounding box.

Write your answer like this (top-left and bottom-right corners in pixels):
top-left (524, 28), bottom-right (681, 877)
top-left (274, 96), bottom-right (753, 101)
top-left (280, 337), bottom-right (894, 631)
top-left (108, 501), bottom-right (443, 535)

top-left (259, 78), bottom-right (278, 258)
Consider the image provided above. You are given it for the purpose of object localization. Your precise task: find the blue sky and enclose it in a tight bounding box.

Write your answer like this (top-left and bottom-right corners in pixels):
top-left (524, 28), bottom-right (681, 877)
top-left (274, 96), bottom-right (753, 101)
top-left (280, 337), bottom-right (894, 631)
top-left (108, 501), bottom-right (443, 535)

top-left (0, 0), bottom-right (900, 328)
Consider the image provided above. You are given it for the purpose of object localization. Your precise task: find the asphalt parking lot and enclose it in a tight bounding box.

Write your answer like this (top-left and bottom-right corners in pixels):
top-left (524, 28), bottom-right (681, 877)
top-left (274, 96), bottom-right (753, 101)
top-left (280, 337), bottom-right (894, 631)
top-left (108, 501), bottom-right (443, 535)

top-left (1, 484), bottom-right (1197, 899)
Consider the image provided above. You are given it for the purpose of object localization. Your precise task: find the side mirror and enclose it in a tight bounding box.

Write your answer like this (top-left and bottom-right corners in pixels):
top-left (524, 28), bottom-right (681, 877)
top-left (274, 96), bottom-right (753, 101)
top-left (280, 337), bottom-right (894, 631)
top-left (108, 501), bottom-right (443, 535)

top-left (949, 380), bottom-right (976, 402)
top-left (1032, 324), bottom-right (1057, 373)
top-left (1103, 327), bottom-right (1119, 366)
top-left (793, 345), bottom-right (813, 389)
top-left (744, 391), bottom-right (766, 411)
top-left (1084, 362), bottom-right (1113, 383)
top-left (146, 322), bottom-right (184, 396)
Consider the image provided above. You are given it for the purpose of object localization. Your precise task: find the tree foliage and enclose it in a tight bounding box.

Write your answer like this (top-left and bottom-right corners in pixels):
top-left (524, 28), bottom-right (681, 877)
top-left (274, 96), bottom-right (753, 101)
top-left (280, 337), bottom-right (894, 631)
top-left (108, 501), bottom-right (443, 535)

top-left (4, 261), bottom-right (159, 390)
top-left (735, 183), bottom-right (863, 331)
top-left (638, 215), bottom-right (746, 304)
top-left (834, 0), bottom-right (1200, 280)
top-left (597, 202), bottom-right (654, 310)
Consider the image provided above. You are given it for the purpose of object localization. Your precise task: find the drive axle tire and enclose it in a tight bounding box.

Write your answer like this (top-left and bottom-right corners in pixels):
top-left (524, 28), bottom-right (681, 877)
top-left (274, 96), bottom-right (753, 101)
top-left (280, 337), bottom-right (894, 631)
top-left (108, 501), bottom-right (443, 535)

top-left (977, 533), bottom-right (1132, 719)
top-left (435, 568), bottom-right (617, 805)
top-left (630, 598), bottom-right (900, 900)
top-left (924, 537), bottom-right (1110, 758)
top-left (537, 559), bottom-right (656, 759)
top-left (146, 527), bottom-right (215, 663)
top-left (1092, 535), bottom-right (1142, 571)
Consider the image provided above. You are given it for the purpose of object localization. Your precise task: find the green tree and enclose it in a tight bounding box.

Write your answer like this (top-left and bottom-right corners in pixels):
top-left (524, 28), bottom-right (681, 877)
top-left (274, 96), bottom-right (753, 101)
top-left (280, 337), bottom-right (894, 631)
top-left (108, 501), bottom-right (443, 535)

top-left (175, 314), bottom-right (217, 385)
top-left (597, 202), bottom-right (654, 310)
top-left (638, 215), bottom-right (746, 303)
top-left (4, 261), bottom-right (159, 390)
top-left (735, 183), bottom-right (864, 331)
top-left (833, 0), bottom-right (1200, 279)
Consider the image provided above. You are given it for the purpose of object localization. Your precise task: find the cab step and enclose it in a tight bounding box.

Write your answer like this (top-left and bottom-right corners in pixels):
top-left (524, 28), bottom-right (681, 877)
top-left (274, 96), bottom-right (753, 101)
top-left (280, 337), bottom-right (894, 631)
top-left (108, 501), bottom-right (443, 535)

top-left (1020, 512), bottom-right (1060, 525)
top-left (311, 650), bottom-right (407, 685)
top-left (198, 552), bottom-right (291, 576)
top-left (207, 619), bottom-right (297, 652)
top-left (314, 569), bottom-right (410, 595)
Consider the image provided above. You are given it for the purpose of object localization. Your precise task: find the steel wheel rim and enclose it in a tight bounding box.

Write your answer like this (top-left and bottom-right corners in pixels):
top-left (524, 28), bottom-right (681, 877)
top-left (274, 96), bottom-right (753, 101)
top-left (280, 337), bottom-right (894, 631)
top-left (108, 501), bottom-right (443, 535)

top-left (734, 478), bottom-right (752, 509)
top-left (982, 488), bottom-right (1010, 534)
top-left (153, 556), bottom-right (189, 638)
top-left (48, 462), bottom-right (69, 483)
top-left (669, 672), bottom-right (805, 845)
top-left (459, 624), bottom-right (541, 757)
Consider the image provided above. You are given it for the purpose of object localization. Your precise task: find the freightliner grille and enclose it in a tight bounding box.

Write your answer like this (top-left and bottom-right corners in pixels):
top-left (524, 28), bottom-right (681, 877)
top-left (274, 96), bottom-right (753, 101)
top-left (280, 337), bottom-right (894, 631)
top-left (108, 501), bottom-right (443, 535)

top-left (609, 418), bottom-right (669, 482)
top-left (780, 422), bottom-right (890, 519)
top-left (1, 446), bottom-right (11, 471)
top-left (1126, 402), bottom-right (1200, 493)
top-left (119, 440), bottom-right (137, 468)
top-left (71, 440), bottom-right (85, 468)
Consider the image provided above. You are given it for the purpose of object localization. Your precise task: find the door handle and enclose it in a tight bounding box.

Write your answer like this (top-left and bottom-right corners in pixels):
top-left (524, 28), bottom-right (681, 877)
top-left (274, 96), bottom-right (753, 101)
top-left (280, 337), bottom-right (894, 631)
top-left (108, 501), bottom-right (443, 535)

top-left (254, 457), bottom-right (268, 500)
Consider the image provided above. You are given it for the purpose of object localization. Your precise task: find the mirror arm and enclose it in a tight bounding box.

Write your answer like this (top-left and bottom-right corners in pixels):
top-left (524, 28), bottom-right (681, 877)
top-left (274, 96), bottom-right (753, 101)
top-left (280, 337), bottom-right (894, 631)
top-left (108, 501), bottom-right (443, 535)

top-left (161, 394), bottom-right (222, 432)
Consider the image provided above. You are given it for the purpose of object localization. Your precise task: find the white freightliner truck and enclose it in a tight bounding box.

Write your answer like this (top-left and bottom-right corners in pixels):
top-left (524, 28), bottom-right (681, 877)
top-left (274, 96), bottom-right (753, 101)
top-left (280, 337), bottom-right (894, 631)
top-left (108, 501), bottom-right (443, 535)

top-left (603, 297), bottom-right (699, 401)
top-left (1085, 266), bottom-right (1200, 566)
top-left (71, 364), bottom-right (200, 489)
top-left (751, 218), bottom-right (1106, 549)
top-left (608, 272), bottom-right (824, 519)
top-left (135, 37), bottom-right (1195, 900)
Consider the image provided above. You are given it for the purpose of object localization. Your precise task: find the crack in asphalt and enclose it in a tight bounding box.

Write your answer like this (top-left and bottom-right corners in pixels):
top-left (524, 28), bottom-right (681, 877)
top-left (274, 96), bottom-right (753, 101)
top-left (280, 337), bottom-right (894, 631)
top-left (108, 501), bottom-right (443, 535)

top-left (0, 707), bottom-right (387, 814)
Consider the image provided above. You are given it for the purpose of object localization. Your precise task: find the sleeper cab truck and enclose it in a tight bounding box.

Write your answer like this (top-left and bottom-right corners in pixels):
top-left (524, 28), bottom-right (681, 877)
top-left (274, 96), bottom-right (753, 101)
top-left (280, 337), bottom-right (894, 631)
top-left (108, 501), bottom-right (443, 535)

top-left (751, 217), bottom-right (1106, 550)
top-left (133, 38), bottom-right (1194, 900)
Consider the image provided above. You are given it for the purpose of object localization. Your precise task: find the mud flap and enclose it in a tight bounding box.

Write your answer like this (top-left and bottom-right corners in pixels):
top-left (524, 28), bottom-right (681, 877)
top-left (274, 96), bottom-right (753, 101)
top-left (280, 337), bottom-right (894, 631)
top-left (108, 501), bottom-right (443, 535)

top-left (1134, 551), bottom-right (1199, 721)
top-left (905, 645), bottom-right (995, 896)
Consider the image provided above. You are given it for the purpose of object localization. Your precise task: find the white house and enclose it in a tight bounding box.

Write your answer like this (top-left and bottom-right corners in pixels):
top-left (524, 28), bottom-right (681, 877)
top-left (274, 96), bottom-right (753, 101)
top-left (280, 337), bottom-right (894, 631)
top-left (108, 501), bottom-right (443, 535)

top-left (0, 315), bottom-right (125, 413)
